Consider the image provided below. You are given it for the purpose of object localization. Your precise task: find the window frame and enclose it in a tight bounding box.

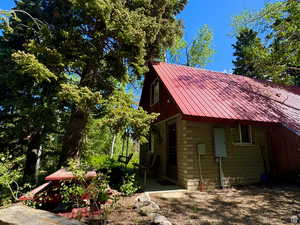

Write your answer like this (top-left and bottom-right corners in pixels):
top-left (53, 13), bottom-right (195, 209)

top-left (238, 124), bottom-right (253, 144)
top-left (150, 78), bottom-right (159, 106)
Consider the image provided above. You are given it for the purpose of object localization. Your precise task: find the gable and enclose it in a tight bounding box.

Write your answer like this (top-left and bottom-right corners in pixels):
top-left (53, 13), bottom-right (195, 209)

top-left (140, 67), bottom-right (180, 122)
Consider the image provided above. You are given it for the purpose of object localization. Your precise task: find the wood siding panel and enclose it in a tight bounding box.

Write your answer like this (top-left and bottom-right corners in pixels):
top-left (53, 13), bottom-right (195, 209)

top-left (140, 70), bottom-right (180, 122)
top-left (270, 126), bottom-right (300, 175)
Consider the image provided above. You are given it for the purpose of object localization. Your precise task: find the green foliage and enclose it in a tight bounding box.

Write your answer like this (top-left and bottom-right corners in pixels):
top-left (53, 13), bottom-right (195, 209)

top-left (12, 51), bottom-right (57, 83)
top-left (88, 155), bottom-right (118, 171)
top-left (168, 24), bottom-right (215, 68)
top-left (0, 0), bottom-right (186, 209)
top-left (60, 160), bottom-right (112, 210)
top-left (231, 2), bottom-right (285, 35)
top-left (98, 90), bottom-right (158, 144)
top-left (58, 84), bottom-right (102, 111)
top-left (168, 34), bottom-right (187, 64)
top-left (188, 25), bottom-right (215, 68)
top-left (231, 0), bottom-right (300, 86)
top-left (87, 156), bottom-right (141, 195)
top-left (120, 173), bottom-right (141, 196)
top-left (0, 154), bottom-right (24, 206)
top-left (0, 0), bottom-right (185, 181)
top-left (232, 28), bottom-right (265, 79)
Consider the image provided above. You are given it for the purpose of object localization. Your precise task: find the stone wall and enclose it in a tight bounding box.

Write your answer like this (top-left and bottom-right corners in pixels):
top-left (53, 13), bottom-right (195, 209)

top-left (147, 118), bottom-right (269, 191)
top-left (178, 120), bottom-right (269, 190)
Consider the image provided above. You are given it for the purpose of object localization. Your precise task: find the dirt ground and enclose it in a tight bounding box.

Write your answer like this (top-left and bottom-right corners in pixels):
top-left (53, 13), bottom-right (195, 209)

top-left (150, 185), bottom-right (300, 225)
top-left (107, 194), bottom-right (151, 225)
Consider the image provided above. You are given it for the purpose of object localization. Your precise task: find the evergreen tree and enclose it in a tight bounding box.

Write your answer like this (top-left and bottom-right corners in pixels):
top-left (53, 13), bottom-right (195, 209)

top-left (0, 0), bottom-right (187, 173)
top-left (0, 7), bottom-right (66, 180)
top-left (232, 0), bottom-right (300, 86)
top-left (232, 28), bottom-right (264, 79)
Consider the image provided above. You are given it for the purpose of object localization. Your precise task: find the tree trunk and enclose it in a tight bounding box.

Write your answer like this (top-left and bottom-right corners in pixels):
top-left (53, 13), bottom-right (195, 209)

top-left (59, 108), bottom-right (89, 167)
top-left (110, 134), bottom-right (116, 158)
top-left (24, 131), bottom-right (41, 181)
top-left (35, 145), bottom-right (42, 185)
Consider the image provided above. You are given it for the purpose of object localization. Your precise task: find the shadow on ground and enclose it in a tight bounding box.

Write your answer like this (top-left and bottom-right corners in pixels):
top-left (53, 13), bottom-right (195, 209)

top-left (151, 184), bottom-right (300, 225)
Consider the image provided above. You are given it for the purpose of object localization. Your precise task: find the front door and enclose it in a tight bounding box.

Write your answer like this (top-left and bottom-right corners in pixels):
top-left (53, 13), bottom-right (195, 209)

top-left (166, 122), bottom-right (177, 181)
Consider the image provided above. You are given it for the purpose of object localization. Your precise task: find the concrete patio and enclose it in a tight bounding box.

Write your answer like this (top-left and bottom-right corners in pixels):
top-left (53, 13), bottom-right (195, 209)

top-left (143, 178), bottom-right (186, 194)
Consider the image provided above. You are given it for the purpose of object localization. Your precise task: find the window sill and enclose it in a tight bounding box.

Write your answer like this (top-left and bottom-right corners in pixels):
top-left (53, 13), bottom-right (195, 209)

top-left (233, 143), bottom-right (255, 147)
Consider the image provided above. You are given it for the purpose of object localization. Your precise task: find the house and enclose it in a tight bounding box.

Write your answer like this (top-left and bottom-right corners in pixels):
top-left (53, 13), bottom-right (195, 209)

top-left (139, 62), bottom-right (300, 191)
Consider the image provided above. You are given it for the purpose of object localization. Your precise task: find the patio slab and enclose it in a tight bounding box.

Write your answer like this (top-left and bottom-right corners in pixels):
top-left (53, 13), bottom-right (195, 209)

top-left (143, 179), bottom-right (186, 194)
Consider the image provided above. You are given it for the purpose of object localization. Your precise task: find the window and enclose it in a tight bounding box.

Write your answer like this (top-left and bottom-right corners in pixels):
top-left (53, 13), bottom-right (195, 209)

top-left (150, 79), bottom-right (159, 105)
top-left (238, 124), bottom-right (252, 144)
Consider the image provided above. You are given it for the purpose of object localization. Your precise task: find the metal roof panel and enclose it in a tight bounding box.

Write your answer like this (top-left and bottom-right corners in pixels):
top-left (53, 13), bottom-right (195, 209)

top-left (152, 62), bottom-right (300, 133)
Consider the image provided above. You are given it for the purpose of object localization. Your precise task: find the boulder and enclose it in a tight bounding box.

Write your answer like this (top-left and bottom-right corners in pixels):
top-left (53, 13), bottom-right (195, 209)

top-left (138, 201), bottom-right (160, 216)
top-left (152, 214), bottom-right (172, 225)
top-left (135, 193), bottom-right (150, 203)
top-left (0, 204), bottom-right (85, 225)
top-left (290, 215), bottom-right (298, 224)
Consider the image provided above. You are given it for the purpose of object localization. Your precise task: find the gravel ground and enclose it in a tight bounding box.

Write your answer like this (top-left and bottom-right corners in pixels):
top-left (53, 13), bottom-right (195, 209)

top-left (107, 194), bottom-right (151, 225)
top-left (150, 185), bottom-right (300, 225)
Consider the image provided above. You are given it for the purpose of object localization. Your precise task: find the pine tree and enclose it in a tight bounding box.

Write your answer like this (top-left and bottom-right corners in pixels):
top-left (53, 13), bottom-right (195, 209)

top-left (0, 0), bottom-right (187, 170)
top-left (232, 28), bottom-right (264, 79)
top-left (232, 0), bottom-right (300, 86)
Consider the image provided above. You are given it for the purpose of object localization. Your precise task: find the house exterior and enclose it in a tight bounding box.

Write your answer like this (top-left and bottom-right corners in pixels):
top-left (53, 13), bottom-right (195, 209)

top-left (140, 62), bottom-right (300, 191)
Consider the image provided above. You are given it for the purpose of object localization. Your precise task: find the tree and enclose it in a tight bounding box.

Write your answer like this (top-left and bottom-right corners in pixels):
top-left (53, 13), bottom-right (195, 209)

top-left (231, 0), bottom-right (300, 86)
top-left (1, 0), bottom-right (187, 172)
top-left (232, 28), bottom-right (265, 79)
top-left (0, 11), bottom-right (65, 180)
top-left (168, 24), bottom-right (215, 68)
top-left (96, 90), bottom-right (158, 159)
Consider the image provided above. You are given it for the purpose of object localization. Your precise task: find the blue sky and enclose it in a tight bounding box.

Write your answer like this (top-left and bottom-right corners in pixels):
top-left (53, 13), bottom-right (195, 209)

top-left (178, 0), bottom-right (276, 72)
top-left (1, 0), bottom-right (273, 72)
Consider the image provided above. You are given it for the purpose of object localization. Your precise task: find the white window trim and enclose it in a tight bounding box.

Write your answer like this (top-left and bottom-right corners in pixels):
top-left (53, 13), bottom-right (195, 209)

top-left (150, 78), bottom-right (159, 106)
top-left (238, 124), bottom-right (253, 144)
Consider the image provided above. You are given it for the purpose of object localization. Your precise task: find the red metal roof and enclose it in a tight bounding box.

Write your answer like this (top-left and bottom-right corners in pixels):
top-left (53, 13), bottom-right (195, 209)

top-left (152, 62), bottom-right (300, 134)
top-left (45, 168), bottom-right (97, 181)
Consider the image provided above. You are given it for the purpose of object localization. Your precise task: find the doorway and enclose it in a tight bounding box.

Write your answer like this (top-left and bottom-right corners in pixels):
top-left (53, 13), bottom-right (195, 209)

top-left (166, 122), bottom-right (177, 181)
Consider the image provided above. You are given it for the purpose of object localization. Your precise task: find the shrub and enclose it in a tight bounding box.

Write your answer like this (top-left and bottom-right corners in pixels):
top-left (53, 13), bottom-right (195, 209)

top-left (120, 173), bottom-right (141, 196)
top-left (0, 154), bottom-right (24, 206)
top-left (88, 155), bottom-right (142, 195)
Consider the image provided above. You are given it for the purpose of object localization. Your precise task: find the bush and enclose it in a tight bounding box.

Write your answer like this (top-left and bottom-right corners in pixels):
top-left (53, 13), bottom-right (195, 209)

top-left (0, 154), bottom-right (24, 206)
top-left (88, 155), bottom-right (117, 171)
top-left (88, 155), bottom-right (142, 195)
top-left (120, 173), bottom-right (141, 196)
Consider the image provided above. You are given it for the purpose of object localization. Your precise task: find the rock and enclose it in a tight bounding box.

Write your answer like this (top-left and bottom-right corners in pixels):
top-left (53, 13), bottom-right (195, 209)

top-left (134, 194), bottom-right (171, 225)
top-left (152, 214), bottom-right (172, 225)
top-left (138, 201), bottom-right (160, 216)
top-left (0, 204), bottom-right (85, 225)
top-left (148, 212), bottom-right (160, 220)
top-left (135, 193), bottom-right (150, 202)
top-left (133, 199), bottom-right (150, 209)
top-left (290, 215), bottom-right (298, 224)
top-left (133, 193), bottom-right (151, 210)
